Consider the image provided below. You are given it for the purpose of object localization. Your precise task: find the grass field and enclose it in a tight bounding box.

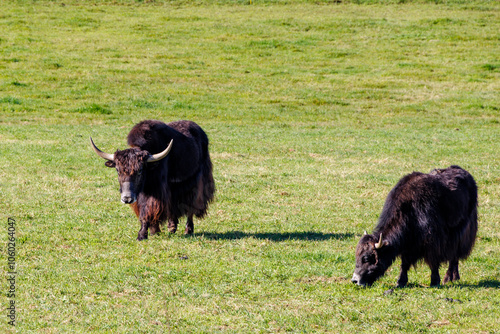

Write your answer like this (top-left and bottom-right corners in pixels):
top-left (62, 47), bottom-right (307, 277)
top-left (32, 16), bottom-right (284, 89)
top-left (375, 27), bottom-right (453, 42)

top-left (1, 0), bottom-right (499, 332)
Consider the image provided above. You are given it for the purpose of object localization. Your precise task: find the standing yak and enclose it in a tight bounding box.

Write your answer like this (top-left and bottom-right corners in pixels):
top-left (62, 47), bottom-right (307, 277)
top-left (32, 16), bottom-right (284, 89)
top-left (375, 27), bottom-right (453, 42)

top-left (90, 120), bottom-right (215, 240)
top-left (351, 165), bottom-right (478, 287)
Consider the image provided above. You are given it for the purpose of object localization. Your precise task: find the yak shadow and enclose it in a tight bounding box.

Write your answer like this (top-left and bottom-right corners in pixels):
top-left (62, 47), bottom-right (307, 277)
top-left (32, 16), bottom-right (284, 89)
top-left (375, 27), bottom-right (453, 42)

top-left (390, 279), bottom-right (500, 290)
top-left (195, 230), bottom-right (354, 242)
top-left (454, 279), bottom-right (500, 289)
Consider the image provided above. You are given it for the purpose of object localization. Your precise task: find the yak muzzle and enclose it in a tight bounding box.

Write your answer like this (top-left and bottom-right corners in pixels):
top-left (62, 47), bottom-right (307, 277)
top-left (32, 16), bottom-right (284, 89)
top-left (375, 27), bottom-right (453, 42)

top-left (351, 273), bottom-right (366, 286)
top-left (121, 195), bottom-right (136, 204)
top-left (120, 182), bottom-right (136, 204)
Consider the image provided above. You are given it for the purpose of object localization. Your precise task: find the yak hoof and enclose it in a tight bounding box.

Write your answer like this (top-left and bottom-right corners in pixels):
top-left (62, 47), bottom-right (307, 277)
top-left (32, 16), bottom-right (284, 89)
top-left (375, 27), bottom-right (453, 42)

top-left (431, 272), bottom-right (441, 286)
top-left (168, 220), bottom-right (178, 234)
top-left (443, 270), bottom-right (460, 284)
top-left (430, 280), bottom-right (441, 287)
top-left (185, 218), bottom-right (194, 235)
top-left (396, 277), bottom-right (408, 288)
top-left (443, 274), bottom-right (459, 284)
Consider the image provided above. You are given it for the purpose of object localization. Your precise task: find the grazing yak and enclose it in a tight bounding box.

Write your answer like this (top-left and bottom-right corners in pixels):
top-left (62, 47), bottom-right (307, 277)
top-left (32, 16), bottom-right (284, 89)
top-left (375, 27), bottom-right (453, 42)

top-left (90, 120), bottom-right (215, 240)
top-left (351, 165), bottom-right (478, 287)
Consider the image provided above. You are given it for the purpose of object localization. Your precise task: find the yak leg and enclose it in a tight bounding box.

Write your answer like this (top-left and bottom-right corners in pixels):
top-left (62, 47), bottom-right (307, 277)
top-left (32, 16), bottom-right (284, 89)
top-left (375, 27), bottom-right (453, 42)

top-left (149, 222), bottom-right (161, 236)
top-left (185, 214), bottom-right (194, 235)
top-left (137, 219), bottom-right (149, 241)
top-left (430, 263), bottom-right (441, 287)
top-left (168, 217), bottom-right (178, 234)
top-left (443, 259), bottom-right (460, 284)
top-left (397, 260), bottom-right (411, 288)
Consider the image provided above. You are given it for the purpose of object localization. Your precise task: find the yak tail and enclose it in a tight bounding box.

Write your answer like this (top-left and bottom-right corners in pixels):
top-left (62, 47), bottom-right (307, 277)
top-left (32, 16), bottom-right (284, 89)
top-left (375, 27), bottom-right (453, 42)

top-left (457, 206), bottom-right (478, 260)
top-left (195, 154), bottom-right (215, 218)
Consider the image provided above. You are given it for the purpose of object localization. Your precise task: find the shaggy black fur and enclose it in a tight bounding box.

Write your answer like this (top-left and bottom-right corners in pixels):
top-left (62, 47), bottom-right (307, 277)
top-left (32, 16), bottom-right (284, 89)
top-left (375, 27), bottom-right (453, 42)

top-left (102, 120), bottom-right (215, 240)
top-left (352, 166), bottom-right (478, 287)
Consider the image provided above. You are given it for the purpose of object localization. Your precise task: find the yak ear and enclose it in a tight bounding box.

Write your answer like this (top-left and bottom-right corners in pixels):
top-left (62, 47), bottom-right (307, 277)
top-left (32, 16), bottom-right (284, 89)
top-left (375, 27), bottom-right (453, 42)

top-left (105, 160), bottom-right (116, 168)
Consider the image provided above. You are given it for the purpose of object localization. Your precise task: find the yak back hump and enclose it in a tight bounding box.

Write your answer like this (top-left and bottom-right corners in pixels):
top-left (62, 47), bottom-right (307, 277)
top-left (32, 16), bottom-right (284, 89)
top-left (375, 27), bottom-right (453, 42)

top-left (127, 120), bottom-right (207, 182)
top-left (377, 166), bottom-right (476, 238)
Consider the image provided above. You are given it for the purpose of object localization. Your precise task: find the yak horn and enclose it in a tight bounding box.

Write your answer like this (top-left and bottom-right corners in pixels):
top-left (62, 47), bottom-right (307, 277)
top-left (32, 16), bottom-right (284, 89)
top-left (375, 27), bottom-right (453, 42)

top-left (374, 233), bottom-right (384, 249)
top-left (364, 231), bottom-right (368, 235)
top-left (147, 140), bottom-right (173, 163)
top-left (90, 137), bottom-right (114, 161)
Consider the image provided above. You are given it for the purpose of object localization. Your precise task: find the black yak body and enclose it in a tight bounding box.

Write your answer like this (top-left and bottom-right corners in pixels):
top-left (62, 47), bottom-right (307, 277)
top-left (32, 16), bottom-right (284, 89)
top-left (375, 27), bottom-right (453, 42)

top-left (352, 166), bottom-right (477, 287)
top-left (91, 120), bottom-right (215, 240)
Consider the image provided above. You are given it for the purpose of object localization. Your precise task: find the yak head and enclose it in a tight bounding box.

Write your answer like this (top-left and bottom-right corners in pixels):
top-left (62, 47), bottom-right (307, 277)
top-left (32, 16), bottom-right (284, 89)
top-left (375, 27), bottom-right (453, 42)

top-left (351, 232), bottom-right (390, 287)
top-left (90, 137), bottom-right (172, 204)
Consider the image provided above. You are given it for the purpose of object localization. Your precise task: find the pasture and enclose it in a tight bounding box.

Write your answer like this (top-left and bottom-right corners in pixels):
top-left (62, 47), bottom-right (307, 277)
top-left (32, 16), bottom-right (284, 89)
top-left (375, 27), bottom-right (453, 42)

top-left (1, 0), bottom-right (499, 332)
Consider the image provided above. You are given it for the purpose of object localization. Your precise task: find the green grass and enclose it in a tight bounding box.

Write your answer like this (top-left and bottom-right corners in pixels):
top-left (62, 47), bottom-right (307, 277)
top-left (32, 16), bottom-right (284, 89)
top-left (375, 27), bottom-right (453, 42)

top-left (1, 0), bottom-right (499, 332)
